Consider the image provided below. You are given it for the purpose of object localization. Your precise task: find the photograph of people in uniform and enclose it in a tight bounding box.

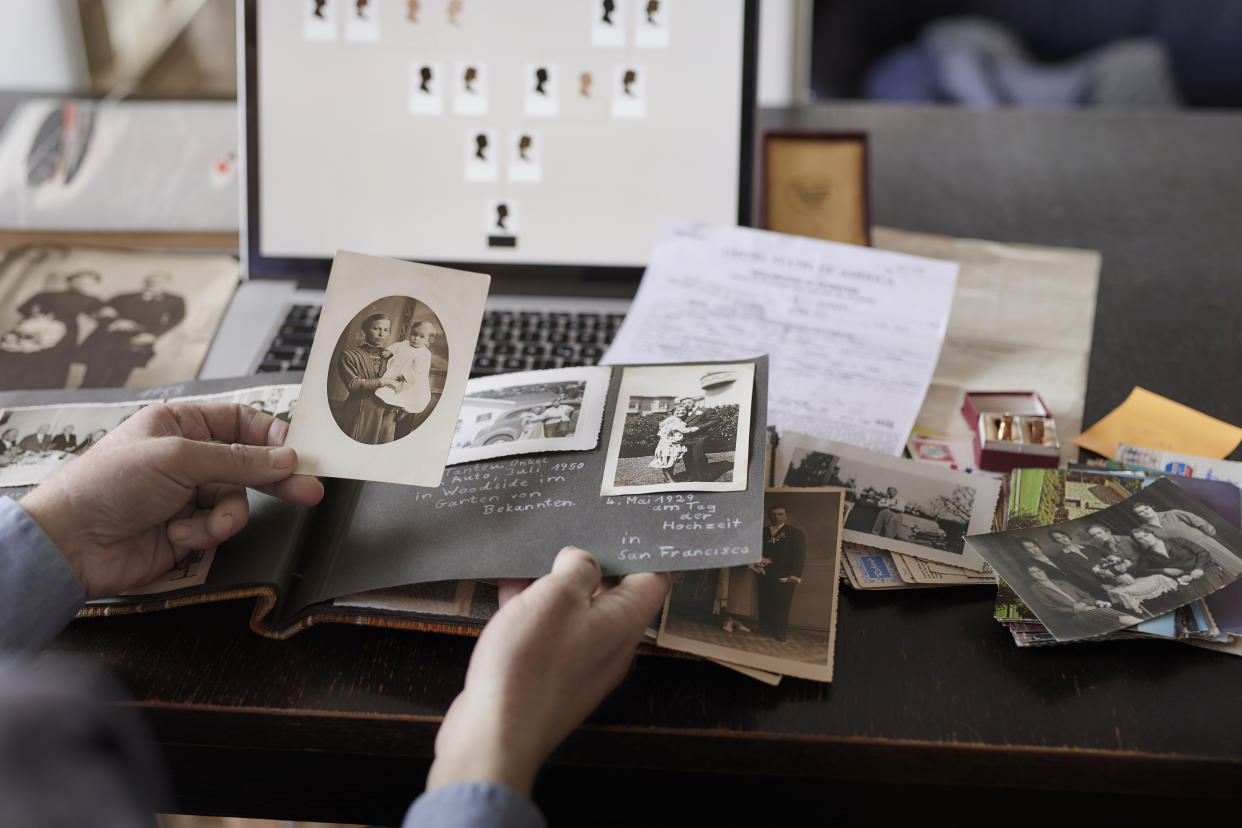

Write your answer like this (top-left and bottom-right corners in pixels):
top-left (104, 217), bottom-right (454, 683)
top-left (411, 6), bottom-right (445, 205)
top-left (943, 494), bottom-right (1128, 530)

top-left (657, 488), bottom-right (845, 682)
top-left (327, 297), bottom-right (448, 445)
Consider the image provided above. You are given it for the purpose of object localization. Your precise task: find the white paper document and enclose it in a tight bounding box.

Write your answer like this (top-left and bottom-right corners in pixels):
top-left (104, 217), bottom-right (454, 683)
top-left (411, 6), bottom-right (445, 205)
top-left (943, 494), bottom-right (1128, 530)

top-left (602, 220), bottom-right (959, 455)
top-left (872, 228), bottom-right (1101, 465)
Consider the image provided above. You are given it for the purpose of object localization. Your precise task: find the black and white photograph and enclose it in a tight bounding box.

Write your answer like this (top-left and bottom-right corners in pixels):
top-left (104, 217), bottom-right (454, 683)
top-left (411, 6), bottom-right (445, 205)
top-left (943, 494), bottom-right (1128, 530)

top-left (343, 0), bottom-right (379, 41)
top-left (0, 401), bottom-right (147, 487)
top-left (968, 477), bottom-right (1242, 642)
top-left (453, 61), bottom-right (489, 116)
top-left (612, 64), bottom-right (648, 119)
top-left (303, 0), bottom-right (338, 41)
top-left (284, 251), bottom-right (488, 486)
top-left (176, 383), bottom-right (301, 425)
top-left (591, 0), bottom-right (627, 47)
top-left (600, 361), bottom-right (753, 495)
top-left (634, 0), bottom-right (670, 48)
top-left (408, 61), bottom-right (444, 115)
top-left (524, 62), bottom-right (560, 117)
top-left (464, 128), bottom-right (499, 182)
top-left (658, 488), bottom-right (844, 682)
top-left (447, 365), bottom-right (611, 465)
top-left (775, 432), bottom-right (999, 571)
top-left (0, 245), bottom-right (238, 392)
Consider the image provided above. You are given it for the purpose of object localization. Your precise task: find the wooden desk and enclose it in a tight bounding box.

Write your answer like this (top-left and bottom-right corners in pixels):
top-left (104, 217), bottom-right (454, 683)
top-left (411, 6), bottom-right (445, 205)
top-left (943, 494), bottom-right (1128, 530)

top-left (42, 104), bottom-right (1242, 825)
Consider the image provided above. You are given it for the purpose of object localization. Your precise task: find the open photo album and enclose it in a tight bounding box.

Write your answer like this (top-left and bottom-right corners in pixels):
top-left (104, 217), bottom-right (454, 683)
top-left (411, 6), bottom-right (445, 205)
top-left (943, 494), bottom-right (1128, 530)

top-left (0, 360), bottom-right (768, 639)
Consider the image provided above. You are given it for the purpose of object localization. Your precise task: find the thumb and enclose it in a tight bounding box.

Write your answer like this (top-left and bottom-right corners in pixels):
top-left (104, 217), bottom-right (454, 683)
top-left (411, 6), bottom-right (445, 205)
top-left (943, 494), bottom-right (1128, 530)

top-left (160, 437), bottom-right (298, 489)
top-left (549, 546), bottom-right (603, 598)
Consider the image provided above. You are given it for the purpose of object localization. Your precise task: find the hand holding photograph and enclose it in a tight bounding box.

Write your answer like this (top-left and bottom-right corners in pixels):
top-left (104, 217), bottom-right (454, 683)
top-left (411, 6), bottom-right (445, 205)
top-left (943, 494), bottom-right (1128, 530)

top-left (284, 251), bottom-right (489, 485)
top-left (968, 477), bottom-right (1242, 642)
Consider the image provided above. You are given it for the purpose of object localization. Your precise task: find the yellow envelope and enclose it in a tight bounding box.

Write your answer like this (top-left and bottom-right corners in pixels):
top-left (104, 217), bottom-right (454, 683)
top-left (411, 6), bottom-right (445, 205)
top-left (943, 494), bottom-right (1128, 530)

top-left (1073, 387), bottom-right (1242, 459)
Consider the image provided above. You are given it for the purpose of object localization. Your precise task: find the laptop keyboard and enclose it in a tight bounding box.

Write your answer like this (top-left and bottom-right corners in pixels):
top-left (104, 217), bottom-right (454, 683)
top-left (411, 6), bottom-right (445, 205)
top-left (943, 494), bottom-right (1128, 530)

top-left (255, 305), bottom-right (625, 376)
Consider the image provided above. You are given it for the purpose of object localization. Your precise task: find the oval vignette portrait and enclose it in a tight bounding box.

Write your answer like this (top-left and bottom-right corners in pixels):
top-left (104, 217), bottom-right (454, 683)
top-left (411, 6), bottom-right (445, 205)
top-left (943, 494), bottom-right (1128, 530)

top-left (328, 296), bottom-right (449, 445)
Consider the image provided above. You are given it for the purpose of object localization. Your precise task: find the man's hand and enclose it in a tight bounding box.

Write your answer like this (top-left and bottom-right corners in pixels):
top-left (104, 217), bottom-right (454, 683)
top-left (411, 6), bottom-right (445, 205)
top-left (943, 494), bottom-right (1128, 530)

top-left (19, 402), bottom-right (323, 600)
top-left (427, 547), bottom-right (669, 796)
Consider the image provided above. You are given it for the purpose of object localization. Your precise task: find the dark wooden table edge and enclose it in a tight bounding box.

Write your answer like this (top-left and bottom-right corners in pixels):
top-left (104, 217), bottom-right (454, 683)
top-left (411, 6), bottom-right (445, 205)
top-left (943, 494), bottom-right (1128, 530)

top-left (138, 704), bottom-right (1242, 799)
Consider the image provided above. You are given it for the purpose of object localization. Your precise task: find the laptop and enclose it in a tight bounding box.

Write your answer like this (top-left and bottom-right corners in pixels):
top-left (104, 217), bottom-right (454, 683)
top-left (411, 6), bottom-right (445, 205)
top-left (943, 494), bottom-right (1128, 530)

top-left (201, 0), bottom-right (758, 379)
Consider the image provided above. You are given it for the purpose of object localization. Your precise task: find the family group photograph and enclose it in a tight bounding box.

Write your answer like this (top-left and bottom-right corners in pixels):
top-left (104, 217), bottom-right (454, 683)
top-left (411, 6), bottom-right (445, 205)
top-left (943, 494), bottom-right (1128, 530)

top-left (0, 245), bottom-right (238, 391)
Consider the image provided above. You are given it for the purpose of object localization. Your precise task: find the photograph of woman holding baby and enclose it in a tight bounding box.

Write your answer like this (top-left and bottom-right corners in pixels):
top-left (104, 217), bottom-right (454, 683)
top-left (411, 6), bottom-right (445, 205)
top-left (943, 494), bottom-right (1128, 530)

top-left (328, 296), bottom-right (448, 445)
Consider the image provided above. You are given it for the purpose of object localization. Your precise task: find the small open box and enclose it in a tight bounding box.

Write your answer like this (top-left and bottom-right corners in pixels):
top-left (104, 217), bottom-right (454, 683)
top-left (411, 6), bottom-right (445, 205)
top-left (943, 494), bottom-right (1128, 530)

top-left (960, 392), bottom-right (1059, 473)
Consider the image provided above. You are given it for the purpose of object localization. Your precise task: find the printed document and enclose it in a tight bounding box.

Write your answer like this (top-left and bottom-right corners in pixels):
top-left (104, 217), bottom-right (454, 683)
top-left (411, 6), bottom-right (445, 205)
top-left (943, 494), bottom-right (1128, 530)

top-left (603, 220), bottom-right (958, 455)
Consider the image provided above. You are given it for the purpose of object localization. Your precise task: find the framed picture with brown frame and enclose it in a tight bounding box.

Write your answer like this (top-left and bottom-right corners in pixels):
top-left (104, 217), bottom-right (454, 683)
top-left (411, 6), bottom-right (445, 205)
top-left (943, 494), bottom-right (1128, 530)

top-left (760, 131), bottom-right (871, 246)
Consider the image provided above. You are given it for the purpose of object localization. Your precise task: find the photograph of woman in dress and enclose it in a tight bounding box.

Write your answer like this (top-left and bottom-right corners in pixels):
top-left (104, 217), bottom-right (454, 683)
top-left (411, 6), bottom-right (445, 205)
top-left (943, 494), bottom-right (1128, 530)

top-left (328, 297), bottom-right (449, 445)
top-left (647, 402), bottom-right (698, 484)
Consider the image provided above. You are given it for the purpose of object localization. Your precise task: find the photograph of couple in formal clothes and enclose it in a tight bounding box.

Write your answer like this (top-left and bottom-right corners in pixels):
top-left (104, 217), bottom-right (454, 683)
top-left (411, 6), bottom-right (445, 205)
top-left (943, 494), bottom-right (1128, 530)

top-left (657, 488), bottom-right (845, 683)
top-left (602, 362), bottom-right (754, 495)
top-left (646, 396), bottom-right (720, 483)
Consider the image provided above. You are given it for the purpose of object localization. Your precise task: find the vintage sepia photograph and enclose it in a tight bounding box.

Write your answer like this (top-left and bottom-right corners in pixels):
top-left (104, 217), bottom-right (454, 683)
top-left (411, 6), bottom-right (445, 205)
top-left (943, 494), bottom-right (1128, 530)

top-left (0, 245), bottom-right (238, 392)
top-left (0, 401), bottom-right (147, 487)
top-left (326, 296), bottom-right (448, 446)
top-left (658, 488), bottom-right (845, 682)
top-left (284, 252), bottom-right (489, 486)
top-left (776, 432), bottom-right (999, 571)
top-left (969, 477), bottom-right (1242, 642)
top-left (600, 361), bottom-right (754, 495)
top-left (447, 366), bottom-right (611, 465)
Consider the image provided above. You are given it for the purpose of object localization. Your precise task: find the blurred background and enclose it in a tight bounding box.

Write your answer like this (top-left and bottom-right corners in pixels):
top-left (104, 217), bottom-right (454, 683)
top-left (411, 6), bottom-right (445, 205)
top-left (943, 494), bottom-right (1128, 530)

top-left (3, 0), bottom-right (1241, 108)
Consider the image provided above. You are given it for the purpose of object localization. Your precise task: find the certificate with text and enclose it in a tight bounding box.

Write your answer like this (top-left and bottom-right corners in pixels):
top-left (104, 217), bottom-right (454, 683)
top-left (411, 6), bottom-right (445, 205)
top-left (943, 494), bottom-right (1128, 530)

top-left (603, 219), bottom-right (959, 455)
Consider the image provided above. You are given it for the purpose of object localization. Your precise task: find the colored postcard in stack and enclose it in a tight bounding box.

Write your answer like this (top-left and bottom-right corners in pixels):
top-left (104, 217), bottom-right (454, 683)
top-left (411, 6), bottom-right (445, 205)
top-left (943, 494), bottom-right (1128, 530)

top-left (772, 431), bottom-right (1001, 589)
top-left (966, 468), bottom-right (1242, 648)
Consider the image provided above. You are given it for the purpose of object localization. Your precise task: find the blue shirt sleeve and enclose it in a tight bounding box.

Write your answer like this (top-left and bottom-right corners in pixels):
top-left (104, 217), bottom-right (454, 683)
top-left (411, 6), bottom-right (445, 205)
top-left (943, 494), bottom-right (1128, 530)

top-left (0, 496), bottom-right (85, 657)
top-left (403, 781), bottom-right (546, 828)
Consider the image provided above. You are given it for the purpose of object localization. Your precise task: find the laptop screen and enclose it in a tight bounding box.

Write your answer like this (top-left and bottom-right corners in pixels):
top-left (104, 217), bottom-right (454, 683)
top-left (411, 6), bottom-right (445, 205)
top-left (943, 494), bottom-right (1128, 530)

top-left (242, 0), bottom-right (757, 284)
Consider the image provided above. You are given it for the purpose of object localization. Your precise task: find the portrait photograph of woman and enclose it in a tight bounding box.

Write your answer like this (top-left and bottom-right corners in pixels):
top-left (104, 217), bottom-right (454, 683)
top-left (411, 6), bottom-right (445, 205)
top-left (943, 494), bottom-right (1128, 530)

top-left (327, 296), bottom-right (448, 445)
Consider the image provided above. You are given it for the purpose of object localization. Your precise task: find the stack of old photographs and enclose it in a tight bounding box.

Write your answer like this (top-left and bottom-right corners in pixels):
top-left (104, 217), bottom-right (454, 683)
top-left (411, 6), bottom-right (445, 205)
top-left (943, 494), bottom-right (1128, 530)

top-left (772, 431), bottom-right (1002, 589)
top-left (969, 468), bottom-right (1242, 647)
